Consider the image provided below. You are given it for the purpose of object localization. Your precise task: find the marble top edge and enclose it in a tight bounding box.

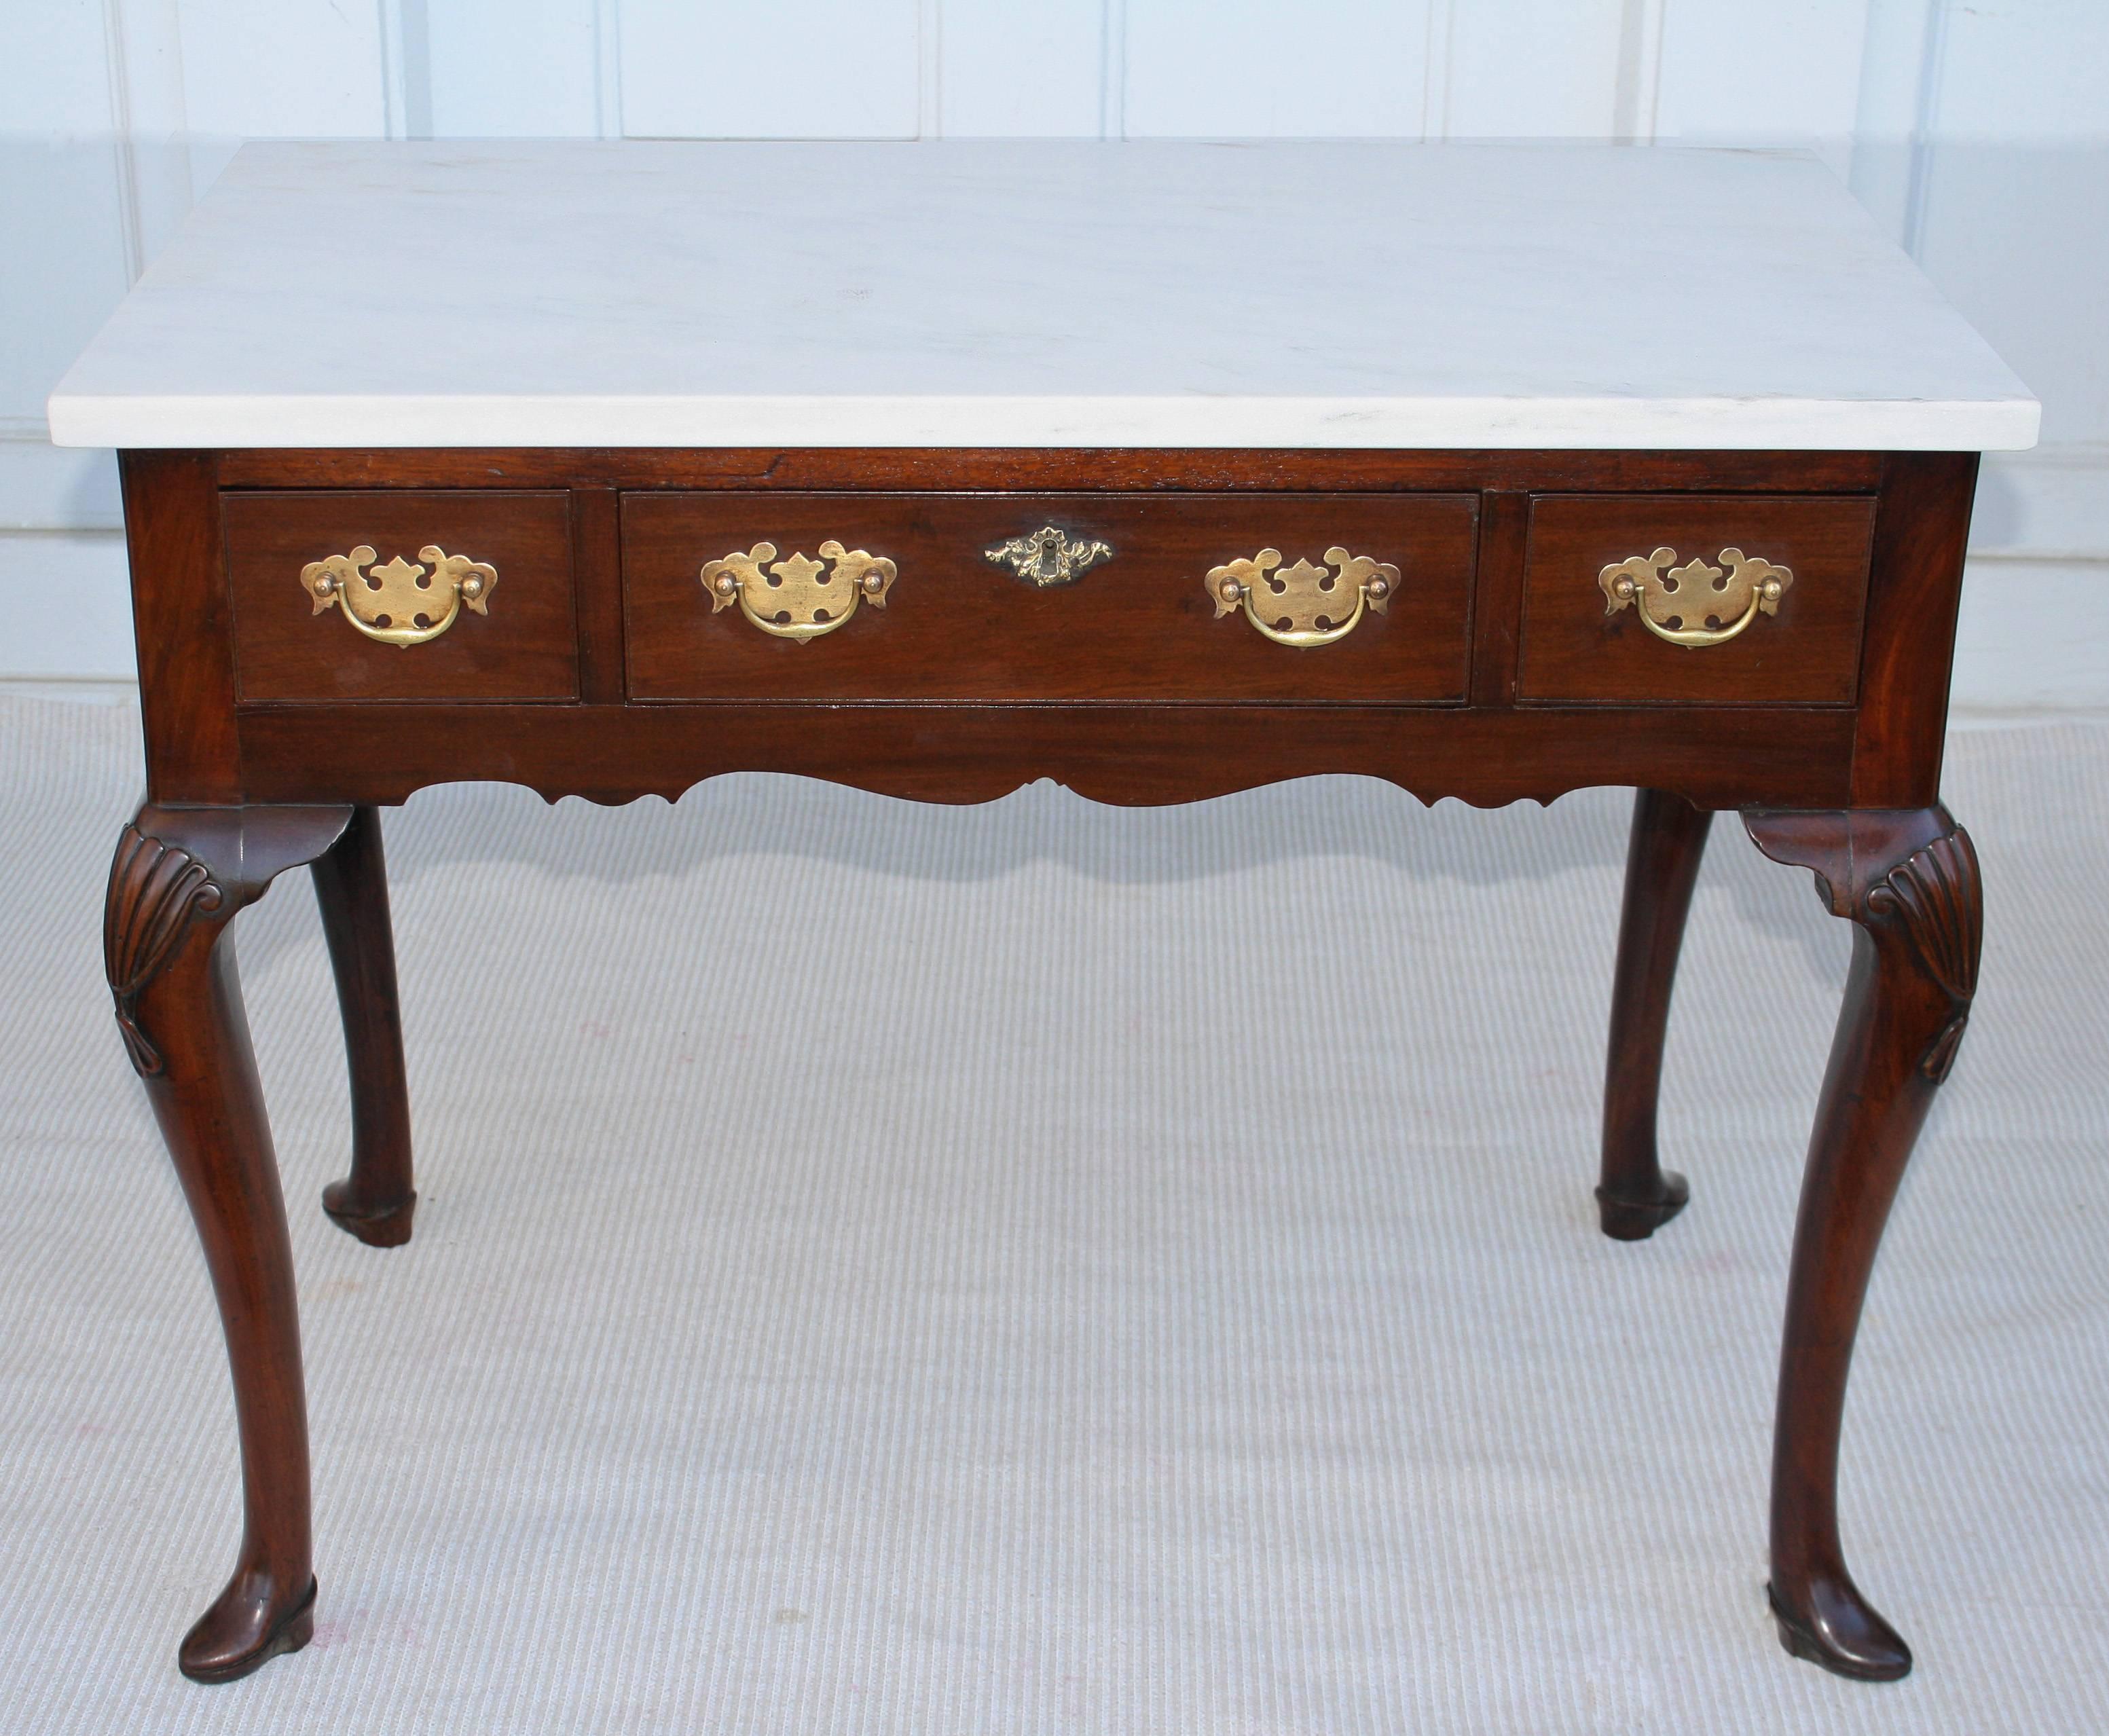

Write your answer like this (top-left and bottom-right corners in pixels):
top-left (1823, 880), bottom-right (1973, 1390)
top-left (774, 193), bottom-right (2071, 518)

top-left (45, 392), bottom-right (2042, 452)
top-left (49, 138), bottom-right (2040, 454)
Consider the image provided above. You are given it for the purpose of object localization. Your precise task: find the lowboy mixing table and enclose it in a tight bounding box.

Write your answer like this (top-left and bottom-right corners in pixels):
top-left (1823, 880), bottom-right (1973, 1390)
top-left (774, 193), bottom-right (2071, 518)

top-left (51, 141), bottom-right (2038, 1686)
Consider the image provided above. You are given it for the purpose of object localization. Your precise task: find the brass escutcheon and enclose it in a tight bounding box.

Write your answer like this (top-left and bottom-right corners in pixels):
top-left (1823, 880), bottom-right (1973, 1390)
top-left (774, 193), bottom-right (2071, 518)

top-left (1206, 547), bottom-right (1398, 647)
top-left (985, 525), bottom-right (1114, 589)
top-left (699, 540), bottom-right (898, 642)
top-left (1598, 547), bottom-right (1793, 648)
top-left (301, 545), bottom-right (496, 647)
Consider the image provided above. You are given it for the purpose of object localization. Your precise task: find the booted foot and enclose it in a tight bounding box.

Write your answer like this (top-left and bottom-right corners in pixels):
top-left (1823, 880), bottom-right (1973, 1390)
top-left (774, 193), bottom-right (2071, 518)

top-left (179, 1573), bottom-right (317, 1684)
top-left (323, 1179), bottom-right (416, 1248)
top-left (1595, 1171), bottom-right (1689, 1240)
top-left (1767, 1578), bottom-right (1911, 1682)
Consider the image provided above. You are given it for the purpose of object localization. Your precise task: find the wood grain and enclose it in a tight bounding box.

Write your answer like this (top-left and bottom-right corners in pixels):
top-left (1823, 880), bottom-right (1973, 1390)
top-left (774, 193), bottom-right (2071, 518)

top-left (312, 806), bottom-right (417, 1248)
top-left (570, 486), bottom-right (626, 706)
top-left (1518, 495), bottom-right (1877, 706)
top-left (217, 447), bottom-right (1887, 495)
top-left (234, 700), bottom-right (1858, 810)
top-left (1597, 790), bottom-right (1713, 1238)
top-left (623, 492), bottom-right (1476, 703)
top-left (1744, 805), bottom-right (1982, 1682)
top-left (1848, 453), bottom-right (1979, 807)
top-left (105, 435), bottom-right (1998, 1687)
top-left (105, 802), bottom-right (353, 1682)
top-left (122, 451), bottom-right (242, 803)
top-left (221, 490), bottom-right (578, 702)
top-left (1468, 490), bottom-right (1528, 706)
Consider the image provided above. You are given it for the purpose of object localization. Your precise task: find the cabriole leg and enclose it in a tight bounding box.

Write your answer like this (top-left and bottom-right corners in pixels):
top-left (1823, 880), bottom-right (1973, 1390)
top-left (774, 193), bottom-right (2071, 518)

top-left (105, 802), bottom-right (352, 1682)
top-left (1598, 788), bottom-right (1712, 1238)
top-left (312, 805), bottom-right (418, 1246)
top-left (1744, 806), bottom-right (1981, 1682)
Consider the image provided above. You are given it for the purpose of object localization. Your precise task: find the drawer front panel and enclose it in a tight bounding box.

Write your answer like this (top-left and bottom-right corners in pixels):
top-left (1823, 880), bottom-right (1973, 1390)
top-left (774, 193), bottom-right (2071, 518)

top-left (225, 490), bottom-right (578, 702)
top-left (622, 492), bottom-right (1476, 702)
top-left (1518, 494), bottom-right (1876, 706)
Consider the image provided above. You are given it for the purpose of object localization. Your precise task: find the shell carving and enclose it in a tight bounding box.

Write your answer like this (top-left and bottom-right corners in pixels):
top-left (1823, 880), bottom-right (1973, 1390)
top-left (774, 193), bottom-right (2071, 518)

top-left (1866, 828), bottom-right (1982, 1080)
top-left (105, 824), bottom-right (225, 1075)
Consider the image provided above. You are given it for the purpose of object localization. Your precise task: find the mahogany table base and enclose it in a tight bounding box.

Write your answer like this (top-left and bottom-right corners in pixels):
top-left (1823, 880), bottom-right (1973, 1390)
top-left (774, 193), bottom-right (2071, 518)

top-left (100, 445), bottom-right (1985, 1685)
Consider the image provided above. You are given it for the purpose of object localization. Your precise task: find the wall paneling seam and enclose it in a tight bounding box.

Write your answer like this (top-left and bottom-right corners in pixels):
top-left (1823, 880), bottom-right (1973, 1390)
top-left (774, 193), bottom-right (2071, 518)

top-left (1614, 0), bottom-right (1667, 143)
top-left (1901, 0), bottom-right (1951, 258)
top-left (1099, 0), bottom-right (1127, 141)
top-left (99, 0), bottom-right (147, 284)
top-left (1422, 0), bottom-right (1456, 142)
top-left (919, 0), bottom-right (943, 138)
top-left (593, 0), bottom-right (625, 140)
top-left (377, 0), bottom-right (403, 139)
top-left (384, 0), bottom-right (434, 141)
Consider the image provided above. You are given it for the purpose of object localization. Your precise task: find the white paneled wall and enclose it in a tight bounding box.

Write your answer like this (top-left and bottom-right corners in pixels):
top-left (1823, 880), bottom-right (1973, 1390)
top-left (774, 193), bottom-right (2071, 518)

top-left (4, 0), bottom-right (2104, 704)
top-left (621, 3), bottom-right (925, 140)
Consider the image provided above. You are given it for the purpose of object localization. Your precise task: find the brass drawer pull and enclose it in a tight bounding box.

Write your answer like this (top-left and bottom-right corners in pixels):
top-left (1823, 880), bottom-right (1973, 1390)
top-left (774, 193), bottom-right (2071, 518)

top-left (301, 544), bottom-right (496, 647)
top-left (1599, 547), bottom-right (1793, 648)
top-left (1207, 546), bottom-right (1397, 648)
top-left (985, 525), bottom-right (1114, 589)
top-left (700, 540), bottom-right (897, 642)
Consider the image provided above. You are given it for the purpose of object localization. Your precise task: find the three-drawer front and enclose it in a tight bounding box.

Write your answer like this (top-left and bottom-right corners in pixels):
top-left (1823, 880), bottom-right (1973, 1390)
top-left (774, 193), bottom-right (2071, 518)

top-left (217, 484), bottom-right (1882, 712)
top-left (1517, 494), bottom-right (1877, 705)
top-left (621, 492), bottom-right (1478, 703)
top-left (223, 490), bottom-right (579, 702)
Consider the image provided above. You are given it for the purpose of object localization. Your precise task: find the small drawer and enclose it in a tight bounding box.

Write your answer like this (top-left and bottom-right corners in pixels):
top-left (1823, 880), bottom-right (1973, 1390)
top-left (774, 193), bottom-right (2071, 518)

top-left (621, 492), bottom-right (1477, 703)
top-left (1518, 494), bottom-right (1877, 706)
top-left (223, 490), bottom-right (578, 702)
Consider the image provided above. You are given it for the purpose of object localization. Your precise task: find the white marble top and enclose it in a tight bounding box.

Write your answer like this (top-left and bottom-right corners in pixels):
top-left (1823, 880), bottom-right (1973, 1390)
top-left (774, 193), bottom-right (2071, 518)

top-left (49, 140), bottom-right (2036, 452)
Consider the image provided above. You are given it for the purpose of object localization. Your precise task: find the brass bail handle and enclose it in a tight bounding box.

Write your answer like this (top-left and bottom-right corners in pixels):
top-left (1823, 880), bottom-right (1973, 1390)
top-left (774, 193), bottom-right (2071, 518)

top-left (1599, 547), bottom-right (1793, 648)
top-left (1205, 546), bottom-right (1398, 648)
top-left (301, 544), bottom-right (497, 647)
top-left (699, 540), bottom-right (898, 642)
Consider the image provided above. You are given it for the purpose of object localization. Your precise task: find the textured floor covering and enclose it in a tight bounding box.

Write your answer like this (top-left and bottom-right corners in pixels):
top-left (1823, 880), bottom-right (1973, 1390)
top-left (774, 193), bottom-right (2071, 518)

top-left (1, 691), bottom-right (2106, 1735)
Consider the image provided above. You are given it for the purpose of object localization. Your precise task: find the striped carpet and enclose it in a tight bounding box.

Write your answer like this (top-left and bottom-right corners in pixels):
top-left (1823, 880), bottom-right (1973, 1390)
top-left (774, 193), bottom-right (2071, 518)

top-left (1, 690), bottom-right (2105, 1734)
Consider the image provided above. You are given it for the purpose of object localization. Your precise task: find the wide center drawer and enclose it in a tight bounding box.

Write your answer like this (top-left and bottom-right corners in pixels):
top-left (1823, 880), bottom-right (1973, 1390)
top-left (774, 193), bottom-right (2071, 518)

top-left (621, 492), bottom-right (1477, 703)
